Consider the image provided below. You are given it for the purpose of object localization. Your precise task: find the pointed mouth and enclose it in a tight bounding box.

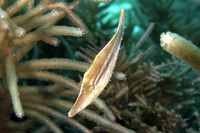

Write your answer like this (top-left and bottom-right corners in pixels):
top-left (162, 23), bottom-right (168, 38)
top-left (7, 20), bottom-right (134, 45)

top-left (68, 102), bottom-right (82, 117)
top-left (68, 111), bottom-right (75, 117)
top-left (68, 93), bottom-right (91, 117)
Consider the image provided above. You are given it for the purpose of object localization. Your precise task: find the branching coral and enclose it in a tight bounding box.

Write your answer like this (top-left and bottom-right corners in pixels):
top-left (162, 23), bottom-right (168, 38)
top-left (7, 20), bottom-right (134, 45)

top-left (0, 0), bottom-right (134, 133)
top-left (0, 0), bottom-right (85, 118)
top-left (160, 31), bottom-right (200, 75)
top-left (0, 0), bottom-right (199, 132)
top-left (0, 0), bottom-right (87, 131)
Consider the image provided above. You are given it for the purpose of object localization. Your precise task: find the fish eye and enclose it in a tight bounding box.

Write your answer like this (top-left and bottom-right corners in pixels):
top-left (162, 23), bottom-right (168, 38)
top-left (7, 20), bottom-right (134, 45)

top-left (86, 85), bottom-right (94, 93)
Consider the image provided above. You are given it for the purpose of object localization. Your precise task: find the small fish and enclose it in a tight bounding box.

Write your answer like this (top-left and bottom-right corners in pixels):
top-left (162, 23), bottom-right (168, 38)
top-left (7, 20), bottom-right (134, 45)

top-left (68, 9), bottom-right (125, 117)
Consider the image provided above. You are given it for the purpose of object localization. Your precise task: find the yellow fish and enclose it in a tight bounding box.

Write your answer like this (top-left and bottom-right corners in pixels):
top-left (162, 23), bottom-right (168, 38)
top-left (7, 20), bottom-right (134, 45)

top-left (68, 9), bottom-right (125, 117)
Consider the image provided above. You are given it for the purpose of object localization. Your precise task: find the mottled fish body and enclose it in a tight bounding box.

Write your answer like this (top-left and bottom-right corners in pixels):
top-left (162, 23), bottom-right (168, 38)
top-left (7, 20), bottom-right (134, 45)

top-left (68, 9), bottom-right (125, 117)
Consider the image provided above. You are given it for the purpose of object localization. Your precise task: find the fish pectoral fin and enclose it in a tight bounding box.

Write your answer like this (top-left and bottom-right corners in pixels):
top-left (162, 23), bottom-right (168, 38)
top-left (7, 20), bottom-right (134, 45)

top-left (78, 80), bottom-right (82, 88)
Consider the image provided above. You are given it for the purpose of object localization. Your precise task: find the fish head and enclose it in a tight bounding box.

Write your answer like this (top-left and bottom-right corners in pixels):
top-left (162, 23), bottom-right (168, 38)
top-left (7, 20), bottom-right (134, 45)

top-left (68, 83), bottom-right (98, 117)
